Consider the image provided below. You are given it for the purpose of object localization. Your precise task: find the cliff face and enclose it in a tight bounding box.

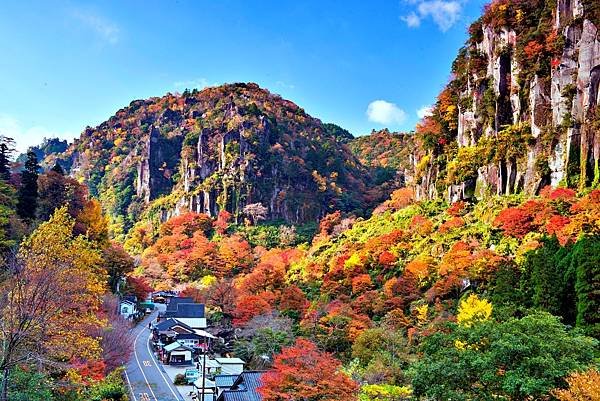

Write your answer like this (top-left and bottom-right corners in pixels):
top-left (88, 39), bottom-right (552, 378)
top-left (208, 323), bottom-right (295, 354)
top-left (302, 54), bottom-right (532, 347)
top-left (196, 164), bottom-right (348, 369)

top-left (55, 83), bottom-right (372, 232)
top-left (414, 0), bottom-right (600, 201)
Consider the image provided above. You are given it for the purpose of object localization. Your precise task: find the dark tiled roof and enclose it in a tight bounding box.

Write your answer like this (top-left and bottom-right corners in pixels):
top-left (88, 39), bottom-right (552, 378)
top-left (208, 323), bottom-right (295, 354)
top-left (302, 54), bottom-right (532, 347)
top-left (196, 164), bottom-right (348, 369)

top-left (155, 318), bottom-right (194, 332)
top-left (166, 297), bottom-right (194, 312)
top-left (175, 303), bottom-right (205, 318)
top-left (217, 371), bottom-right (265, 401)
top-left (214, 374), bottom-right (238, 388)
top-left (123, 295), bottom-right (137, 303)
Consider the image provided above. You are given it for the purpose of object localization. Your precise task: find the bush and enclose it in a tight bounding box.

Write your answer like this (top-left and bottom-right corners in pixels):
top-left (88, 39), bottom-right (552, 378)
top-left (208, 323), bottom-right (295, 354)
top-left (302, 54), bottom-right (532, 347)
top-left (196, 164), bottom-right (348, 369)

top-left (173, 373), bottom-right (186, 385)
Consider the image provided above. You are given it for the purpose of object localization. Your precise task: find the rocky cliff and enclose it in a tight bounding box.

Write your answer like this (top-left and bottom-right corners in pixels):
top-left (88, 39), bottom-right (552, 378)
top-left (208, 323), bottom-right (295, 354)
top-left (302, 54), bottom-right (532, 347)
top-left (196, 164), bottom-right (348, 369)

top-left (413, 0), bottom-right (600, 201)
top-left (52, 83), bottom-right (374, 232)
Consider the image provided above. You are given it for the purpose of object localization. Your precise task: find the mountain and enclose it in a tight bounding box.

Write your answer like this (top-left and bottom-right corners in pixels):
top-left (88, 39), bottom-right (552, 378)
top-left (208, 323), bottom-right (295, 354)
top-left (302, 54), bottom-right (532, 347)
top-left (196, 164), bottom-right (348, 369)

top-left (412, 0), bottom-right (600, 201)
top-left (50, 83), bottom-right (375, 233)
top-left (15, 137), bottom-right (68, 169)
top-left (348, 128), bottom-right (416, 187)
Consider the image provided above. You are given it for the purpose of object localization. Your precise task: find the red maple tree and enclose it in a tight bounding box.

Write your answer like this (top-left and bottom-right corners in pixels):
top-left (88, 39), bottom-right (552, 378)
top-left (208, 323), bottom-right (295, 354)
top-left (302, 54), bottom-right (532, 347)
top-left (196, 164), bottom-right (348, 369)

top-left (258, 338), bottom-right (359, 401)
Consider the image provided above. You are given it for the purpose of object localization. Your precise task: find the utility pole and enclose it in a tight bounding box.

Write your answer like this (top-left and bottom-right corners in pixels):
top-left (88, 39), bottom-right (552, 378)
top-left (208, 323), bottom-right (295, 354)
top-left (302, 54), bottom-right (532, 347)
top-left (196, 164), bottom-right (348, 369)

top-left (201, 336), bottom-right (207, 401)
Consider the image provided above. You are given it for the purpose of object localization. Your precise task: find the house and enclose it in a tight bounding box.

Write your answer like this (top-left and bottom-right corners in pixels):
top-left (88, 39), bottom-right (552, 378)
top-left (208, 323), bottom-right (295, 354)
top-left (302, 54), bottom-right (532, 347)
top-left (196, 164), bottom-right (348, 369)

top-left (198, 358), bottom-right (223, 376)
top-left (158, 297), bottom-right (208, 329)
top-left (168, 303), bottom-right (207, 329)
top-left (193, 377), bottom-right (217, 401)
top-left (157, 297), bottom-right (193, 320)
top-left (152, 318), bottom-right (215, 350)
top-left (197, 357), bottom-right (245, 377)
top-left (213, 375), bottom-right (238, 398)
top-left (162, 341), bottom-right (195, 365)
top-left (216, 371), bottom-right (265, 401)
top-left (214, 358), bottom-right (245, 375)
top-left (177, 332), bottom-right (206, 348)
top-left (153, 318), bottom-right (196, 343)
top-left (166, 297), bottom-right (195, 312)
top-left (119, 299), bottom-right (137, 319)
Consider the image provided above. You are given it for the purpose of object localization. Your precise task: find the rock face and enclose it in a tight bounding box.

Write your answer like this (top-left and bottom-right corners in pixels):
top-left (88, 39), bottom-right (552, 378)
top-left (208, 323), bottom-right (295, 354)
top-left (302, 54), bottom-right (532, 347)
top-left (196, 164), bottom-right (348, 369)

top-left (414, 0), bottom-right (600, 201)
top-left (136, 126), bottom-right (182, 203)
top-left (52, 83), bottom-right (371, 232)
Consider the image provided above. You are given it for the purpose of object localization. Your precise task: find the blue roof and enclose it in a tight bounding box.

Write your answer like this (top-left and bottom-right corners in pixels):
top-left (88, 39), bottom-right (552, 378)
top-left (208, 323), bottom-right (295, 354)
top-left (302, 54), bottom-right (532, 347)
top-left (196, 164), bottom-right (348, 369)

top-left (217, 372), bottom-right (265, 401)
top-left (214, 375), bottom-right (238, 388)
top-left (166, 297), bottom-right (194, 312)
top-left (175, 303), bottom-right (205, 318)
top-left (155, 318), bottom-right (194, 332)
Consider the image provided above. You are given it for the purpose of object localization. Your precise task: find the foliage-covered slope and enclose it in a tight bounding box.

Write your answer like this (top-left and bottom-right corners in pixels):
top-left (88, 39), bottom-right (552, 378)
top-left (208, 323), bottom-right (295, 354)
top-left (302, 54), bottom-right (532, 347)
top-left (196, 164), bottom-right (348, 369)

top-left (52, 83), bottom-right (376, 235)
top-left (349, 129), bottom-right (415, 172)
top-left (133, 185), bottom-right (600, 399)
top-left (412, 0), bottom-right (600, 201)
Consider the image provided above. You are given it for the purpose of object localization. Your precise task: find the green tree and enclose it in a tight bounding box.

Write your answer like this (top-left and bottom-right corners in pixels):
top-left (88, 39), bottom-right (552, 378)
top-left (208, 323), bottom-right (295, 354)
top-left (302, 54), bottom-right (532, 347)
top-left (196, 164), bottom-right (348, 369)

top-left (0, 136), bottom-right (15, 182)
top-left (571, 236), bottom-right (600, 338)
top-left (520, 237), bottom-right (575, 323)
top-left (1, 367), bottom-right (55, 401)
top-left (410, 312), bottom-right (598, 400)
top-left (86, 368), bottom-right (129, 401)
top-left (234, 328), bottom-right (294, 369)
top-left (0, 181), bottom-right (17, 252)
top-left (16, 151), bottom-right (39, 220)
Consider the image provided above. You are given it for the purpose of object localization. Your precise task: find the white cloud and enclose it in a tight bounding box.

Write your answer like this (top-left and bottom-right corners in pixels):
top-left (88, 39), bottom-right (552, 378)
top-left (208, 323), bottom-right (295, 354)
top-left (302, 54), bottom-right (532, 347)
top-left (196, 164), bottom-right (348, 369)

top-left (401, 0), bottom-right (464, 32)
top-left (366, 100), bottom-right (407, 126)
top-left (174, 78), bottom-right (210, 91)
top-left (417, 105), bottom-right (434, 119)
top-left (0, 114), bottom-right (75, 153)
top-left (71, 9), bottom-right (120, 44)
top-left (401, 12), bottom-right (421, 28)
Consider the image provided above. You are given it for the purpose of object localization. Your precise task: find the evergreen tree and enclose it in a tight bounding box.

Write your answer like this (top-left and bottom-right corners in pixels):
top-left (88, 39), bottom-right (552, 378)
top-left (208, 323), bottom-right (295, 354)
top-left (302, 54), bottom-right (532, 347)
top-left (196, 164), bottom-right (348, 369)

top-left (16, 151), bottom-right (39, 220)
top-left (520, 237), bottom-right (575, 324)
top-left (571, 236), bottom-right (600, 338)
top-left (0, 136), bottom-right (15, 182)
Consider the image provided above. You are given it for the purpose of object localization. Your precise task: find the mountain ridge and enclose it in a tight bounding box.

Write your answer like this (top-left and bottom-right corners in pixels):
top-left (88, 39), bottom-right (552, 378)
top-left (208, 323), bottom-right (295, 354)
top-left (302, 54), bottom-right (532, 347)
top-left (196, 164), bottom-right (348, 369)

top-left (46, 83), bottom-right (402, 235)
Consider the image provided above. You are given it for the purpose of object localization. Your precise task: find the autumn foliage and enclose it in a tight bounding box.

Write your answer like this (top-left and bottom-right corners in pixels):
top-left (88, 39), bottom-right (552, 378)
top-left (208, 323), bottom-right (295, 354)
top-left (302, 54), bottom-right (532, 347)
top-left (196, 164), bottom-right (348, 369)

top-left (258, 339), bottom-right (359, 401)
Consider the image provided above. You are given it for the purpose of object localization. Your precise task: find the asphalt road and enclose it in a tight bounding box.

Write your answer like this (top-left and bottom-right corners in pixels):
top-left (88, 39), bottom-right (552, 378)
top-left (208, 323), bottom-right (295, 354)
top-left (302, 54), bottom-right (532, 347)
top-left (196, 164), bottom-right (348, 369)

top-left (124, 305), bottom-right (184, 401)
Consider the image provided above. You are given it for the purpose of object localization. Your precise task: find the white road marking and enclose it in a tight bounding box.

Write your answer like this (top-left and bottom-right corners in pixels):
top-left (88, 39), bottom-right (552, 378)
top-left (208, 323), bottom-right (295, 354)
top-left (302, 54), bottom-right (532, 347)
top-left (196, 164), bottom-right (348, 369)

top-left (145, 328), bottom-right (182, 400)
top-left (133, 323), bottom-right (159, 401)
top-left (123, 369), bottom-right (138, 401)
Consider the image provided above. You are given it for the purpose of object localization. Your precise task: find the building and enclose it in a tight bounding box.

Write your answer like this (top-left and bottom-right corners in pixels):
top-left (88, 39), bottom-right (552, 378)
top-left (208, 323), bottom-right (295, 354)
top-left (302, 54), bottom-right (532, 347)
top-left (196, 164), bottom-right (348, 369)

top-left (193, 371), bottom-right (264, 401)
top-left (213, 375), bottom-right (238, 398)
top-left (162, 341), bottom-right (195, 365)
top-left (167, 303), bottom-right (207, 329)
top-left (216, 371), bottom-right (265, 401)
top-left (214, 358), bottom-right (245, 375)
top-left (119, 299), bottom-right (137, 319)
top-left (158, 297), bottom-right (208, 329)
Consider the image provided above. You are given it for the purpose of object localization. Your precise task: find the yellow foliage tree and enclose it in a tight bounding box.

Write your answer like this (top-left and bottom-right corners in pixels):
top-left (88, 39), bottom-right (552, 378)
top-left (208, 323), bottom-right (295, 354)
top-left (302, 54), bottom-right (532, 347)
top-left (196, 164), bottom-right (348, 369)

top-left (75, 199), bottom-right (110, 247)
top-left (18, 207), bottom-right (107, 361)
top-left (456, 294), bottom-right (492, 327)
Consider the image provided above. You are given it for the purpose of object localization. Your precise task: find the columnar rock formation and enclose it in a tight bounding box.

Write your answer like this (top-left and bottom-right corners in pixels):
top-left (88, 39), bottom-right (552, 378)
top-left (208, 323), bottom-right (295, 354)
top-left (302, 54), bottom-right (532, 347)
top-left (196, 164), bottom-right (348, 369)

top-left (413, 0), bottom-right (600, 201)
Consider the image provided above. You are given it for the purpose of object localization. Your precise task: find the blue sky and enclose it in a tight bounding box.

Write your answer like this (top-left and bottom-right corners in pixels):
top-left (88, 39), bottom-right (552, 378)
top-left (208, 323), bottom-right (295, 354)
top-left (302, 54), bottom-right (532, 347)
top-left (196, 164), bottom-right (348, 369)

top-left (0, 0), bottom-right (488, 152)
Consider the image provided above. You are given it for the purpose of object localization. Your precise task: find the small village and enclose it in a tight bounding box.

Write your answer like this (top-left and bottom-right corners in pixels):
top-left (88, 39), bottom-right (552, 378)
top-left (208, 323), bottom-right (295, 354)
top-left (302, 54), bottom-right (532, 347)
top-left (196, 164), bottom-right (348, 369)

top-left (121, 291), bottom-right (264, 401)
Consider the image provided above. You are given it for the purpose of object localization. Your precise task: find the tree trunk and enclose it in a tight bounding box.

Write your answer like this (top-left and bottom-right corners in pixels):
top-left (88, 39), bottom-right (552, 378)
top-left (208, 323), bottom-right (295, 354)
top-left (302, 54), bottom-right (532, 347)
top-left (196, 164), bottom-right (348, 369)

top-left (0, 367), bottom-right (9, 401)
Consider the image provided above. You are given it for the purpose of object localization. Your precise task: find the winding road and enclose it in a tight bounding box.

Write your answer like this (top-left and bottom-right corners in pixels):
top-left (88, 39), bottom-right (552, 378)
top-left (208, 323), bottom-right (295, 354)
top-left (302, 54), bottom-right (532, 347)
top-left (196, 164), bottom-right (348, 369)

top-left (124, 304), bottom-right (185, 401)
